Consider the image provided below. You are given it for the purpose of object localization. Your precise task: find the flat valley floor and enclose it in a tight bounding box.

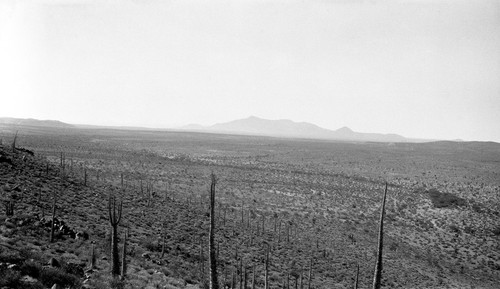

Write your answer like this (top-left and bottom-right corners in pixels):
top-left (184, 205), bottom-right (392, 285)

top-left (1, 125), bottom-right (500, 288)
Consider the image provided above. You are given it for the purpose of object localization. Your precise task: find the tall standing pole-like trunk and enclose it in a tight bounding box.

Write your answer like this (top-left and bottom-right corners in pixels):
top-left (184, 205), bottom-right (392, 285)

top-left (300, 270), bottom-right (303, 289)
top-left (50, 191), bottom-right (57, 243)
top-left (200, 235), bottom-right (205, 281)
top-left (108, 194), bottom-right (123, 277)
top-left (121, 229), bottom-right (128, 279)
top-left (223, 207), bottom-right (227, 226)
top-left (262, 215), bottom-right (265, 236)
top-left (209, 173), bottom-right (219, 289)
top-left (252, 265), bottom-right (256, 289)
top-left (239, 259), bottom-right (243, 289)
top-left (243, 266), bottom-right (248, 289)
top-left (308, 258), bottom-right (313, 289)
top-left (372, 182), bottom-right (388, 289)
top-left (90, 242), bottom-right (96, 269)
top-left (161, 227), bottom-right (166, 258)
top-left (232, 267), bottom-right (236, 289)
top-left (264, 243), bottom-right (270, 289)
top-left (241, 202), bottom-right (244, 225)
top-left (11, 131), bottom-right (18, 153)
top-left (278, 221), bottom-right (282, 242)
top-left (354, 263), bottom-right (359, 289)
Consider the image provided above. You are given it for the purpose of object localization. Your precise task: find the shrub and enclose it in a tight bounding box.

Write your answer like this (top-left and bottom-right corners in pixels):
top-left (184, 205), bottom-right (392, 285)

top-left (20, 260), bottom-right (42, 278)
top-left (39, 267), bottom-right (80, 288)
top-left (449, 225), bottom-right (460, 234)
top-left (109, 278), bottom-right (125, 289)
top-left (0, 267), bottom-right (21, 288)
top-left (141, 239), bottom-right (160, 252)
top-left (428, 189), bottom-right (466, 208)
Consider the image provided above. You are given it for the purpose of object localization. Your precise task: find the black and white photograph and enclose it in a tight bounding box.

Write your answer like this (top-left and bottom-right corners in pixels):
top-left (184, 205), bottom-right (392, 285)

top-left (0, 0), bottom-right (499, 288)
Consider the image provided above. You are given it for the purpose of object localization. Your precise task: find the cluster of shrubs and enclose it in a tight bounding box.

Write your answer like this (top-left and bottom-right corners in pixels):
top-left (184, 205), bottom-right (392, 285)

top-left (0, 249), bottom-right (82, 289)
top-left (427, 188), bottom-right (466, 208)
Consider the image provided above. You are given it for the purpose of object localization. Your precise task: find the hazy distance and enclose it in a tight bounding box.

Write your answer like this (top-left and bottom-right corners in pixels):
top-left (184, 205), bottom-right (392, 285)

top-left (1, 0), bottom-right (499, 142)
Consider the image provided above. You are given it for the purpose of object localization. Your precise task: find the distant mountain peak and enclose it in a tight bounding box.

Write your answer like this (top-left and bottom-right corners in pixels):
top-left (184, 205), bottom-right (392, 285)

top-left (194, 116), bottom-right (409, 142)
top-left (336, 126), bottom-right (353, 133)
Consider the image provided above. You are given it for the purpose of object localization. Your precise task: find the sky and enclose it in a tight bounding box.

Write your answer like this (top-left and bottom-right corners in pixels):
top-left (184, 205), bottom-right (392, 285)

top-left (0, 0), bottom-right (499, 142)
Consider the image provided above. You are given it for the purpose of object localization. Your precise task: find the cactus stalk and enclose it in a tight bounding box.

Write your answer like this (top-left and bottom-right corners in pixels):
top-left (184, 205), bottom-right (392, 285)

top-left (354, 263), bottom-right (359, 289)
top-left (108, 193), bottom-right (123, 277)
top-left (209, 173), bottom-right (219, 289)
top-left (121, 229), bottom-right (128, 279)
top-left (372, 182), bottom-right (388, 289)
top-left (50, 192), bottom-right (57, 243)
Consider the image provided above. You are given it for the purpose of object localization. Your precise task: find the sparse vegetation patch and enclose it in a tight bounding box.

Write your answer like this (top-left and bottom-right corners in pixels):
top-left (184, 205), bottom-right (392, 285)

top-left (427, 188), bottom-right (466, 208)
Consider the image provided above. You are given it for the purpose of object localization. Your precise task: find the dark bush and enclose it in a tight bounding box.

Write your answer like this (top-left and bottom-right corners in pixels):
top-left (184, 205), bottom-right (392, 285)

top-left (20, 260), bottom-right (42, 278)
top-left (39, 267), bottom-right (80, 288)
top-left (449, 225), bottom-right (460, 234)
top-left (428, 189), bottom-right (466, 208)
top-left (110, 278), bottom-right (125, 289)
top-left (62, 262), bottom-right (85, 277)
top-left (141, 239), bottom-right (160, 252)
top-left (0, 267), bottom-right (21, 287)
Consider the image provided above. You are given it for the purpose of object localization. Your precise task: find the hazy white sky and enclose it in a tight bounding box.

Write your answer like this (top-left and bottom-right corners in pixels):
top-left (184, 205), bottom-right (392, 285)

top-left (1, 0), bottom-right (499, 141)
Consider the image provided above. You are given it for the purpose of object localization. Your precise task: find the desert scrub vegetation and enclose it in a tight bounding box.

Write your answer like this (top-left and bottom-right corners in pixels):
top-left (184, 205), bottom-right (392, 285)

top-left (0, 247), bottom-right (81, 289)
top-left (2, 128), bottom-right (500, 288)
top-left (427, 188), bottom-right (466, 208)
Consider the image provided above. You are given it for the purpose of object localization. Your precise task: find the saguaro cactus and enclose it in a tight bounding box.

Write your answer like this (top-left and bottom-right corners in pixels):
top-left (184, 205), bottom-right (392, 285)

top-left (264, 242), bottom-right (270, 289)
top-left (4, 199), bottom-right (14, 216)
top-left (199, 234), bottom-right (205, 281)
top-left (244, 266), bottom-right (248, 289)
top-left (252, 265), bottom-right (256, 289)
top-left (372, 182), bottom-right (388, 289)
top-left (90, 241), bottom-right (96, 269)
top-left (307, 258), bottom-right (313, 289)
top-left (108, 193), bottom-right (123, 277)
top-left (161, 225), bottom-right (167, 258)
top-left (50, 192), bottom-right (57, 243)
top-left (354, 263), bottom-right (359, 289)
top-left (209, 173), bottom-right (219, 289)
top-left (11, 131), bottom-right (18, 153)
top-left (121, 229), bottom-right (128, 279)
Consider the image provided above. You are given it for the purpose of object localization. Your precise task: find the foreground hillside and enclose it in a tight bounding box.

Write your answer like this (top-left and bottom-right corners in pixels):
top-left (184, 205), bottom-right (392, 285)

top-left (0, 146), bottom-right (197, 288)
top-left (1, 127), bottom-right (500, 288)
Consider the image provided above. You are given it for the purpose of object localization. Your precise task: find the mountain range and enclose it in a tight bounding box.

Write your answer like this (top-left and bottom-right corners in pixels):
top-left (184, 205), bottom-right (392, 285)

top-left (179, 116), bottom-right (426, 143)
top-left (1, 116), bottom-right (430, 143)
top-left (0, 117), bottom-right (74, 128)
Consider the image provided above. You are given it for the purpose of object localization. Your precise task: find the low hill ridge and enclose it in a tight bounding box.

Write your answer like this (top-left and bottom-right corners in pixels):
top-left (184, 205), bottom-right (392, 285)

top-left (189, 116), bottom-right (409, 143)
top-left (0, 117), bottom-right (74, 128)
